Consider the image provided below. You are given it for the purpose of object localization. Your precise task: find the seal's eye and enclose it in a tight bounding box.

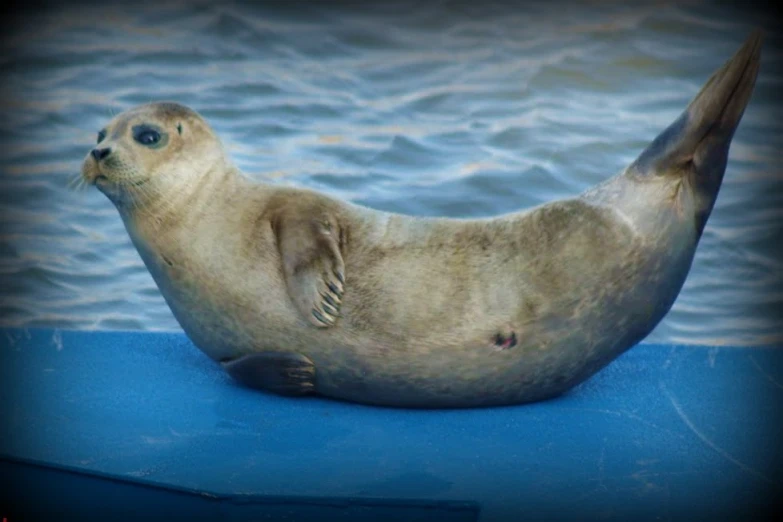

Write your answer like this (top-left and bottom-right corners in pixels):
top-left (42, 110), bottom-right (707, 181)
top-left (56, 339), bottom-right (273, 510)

top-left (132, 124), bottom-right (168, 149)
top-left (136, 129), bottom-right (161, 146)
top-left (97, 130), bottom-right (106, 144)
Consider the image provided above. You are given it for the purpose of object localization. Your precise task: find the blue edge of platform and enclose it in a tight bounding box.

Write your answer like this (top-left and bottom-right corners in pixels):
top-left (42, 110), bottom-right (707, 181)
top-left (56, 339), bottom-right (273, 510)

top-left (1, 327), bottom-right (781, 522)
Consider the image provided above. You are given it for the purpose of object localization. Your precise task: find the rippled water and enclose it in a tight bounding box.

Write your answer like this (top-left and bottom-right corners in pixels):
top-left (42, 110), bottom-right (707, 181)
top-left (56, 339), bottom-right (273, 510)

top-left (0, 1), bottom-right (780, 346)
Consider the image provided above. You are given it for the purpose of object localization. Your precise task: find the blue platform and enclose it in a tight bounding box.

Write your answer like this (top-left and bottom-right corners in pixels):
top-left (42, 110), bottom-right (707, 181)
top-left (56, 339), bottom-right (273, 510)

top-left (1, 328), bottom-right (780, 521)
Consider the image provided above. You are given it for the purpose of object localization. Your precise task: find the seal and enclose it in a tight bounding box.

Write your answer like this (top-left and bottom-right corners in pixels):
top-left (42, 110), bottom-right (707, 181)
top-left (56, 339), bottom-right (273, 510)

top-left (81, 32), bottom-right (762, 408)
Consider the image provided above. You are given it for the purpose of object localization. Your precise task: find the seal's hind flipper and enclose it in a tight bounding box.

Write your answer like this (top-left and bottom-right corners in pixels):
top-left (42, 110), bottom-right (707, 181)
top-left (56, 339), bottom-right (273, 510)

top-left (221, 352), bottom-right (316, 396)
top-left (275, 214), bottom-right (345, 327)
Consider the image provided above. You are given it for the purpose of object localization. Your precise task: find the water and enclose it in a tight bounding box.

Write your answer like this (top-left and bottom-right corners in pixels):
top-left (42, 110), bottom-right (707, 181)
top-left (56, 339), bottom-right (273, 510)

top-left (0, 1), bottom-right (780, 346)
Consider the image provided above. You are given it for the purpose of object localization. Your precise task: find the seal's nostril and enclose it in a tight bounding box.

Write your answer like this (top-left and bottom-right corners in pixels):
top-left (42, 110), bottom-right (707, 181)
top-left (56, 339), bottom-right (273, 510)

top-left (91, 147), bottom-right (111, 161)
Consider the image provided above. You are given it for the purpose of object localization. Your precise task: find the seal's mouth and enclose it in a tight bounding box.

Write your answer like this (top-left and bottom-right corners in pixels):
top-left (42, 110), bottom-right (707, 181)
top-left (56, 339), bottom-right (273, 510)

top-left (82, 164), bottom-right (149, 191)
top-left (80, 158), bottom-right (110, 188)
top-left (82, 169), bottom-right (108, 186)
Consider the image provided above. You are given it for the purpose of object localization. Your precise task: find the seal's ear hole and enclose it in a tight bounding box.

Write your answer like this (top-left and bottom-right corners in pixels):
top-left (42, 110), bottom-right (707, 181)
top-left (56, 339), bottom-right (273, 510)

top-left (177, 123), bottom-right (183, 135)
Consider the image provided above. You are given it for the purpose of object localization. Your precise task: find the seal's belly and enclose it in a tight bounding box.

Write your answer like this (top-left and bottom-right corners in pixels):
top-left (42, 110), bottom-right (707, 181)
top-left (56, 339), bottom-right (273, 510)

top-left (311, 234), bottom-right (693, 406)
top-left (312, 263), bottom-right (681, 407)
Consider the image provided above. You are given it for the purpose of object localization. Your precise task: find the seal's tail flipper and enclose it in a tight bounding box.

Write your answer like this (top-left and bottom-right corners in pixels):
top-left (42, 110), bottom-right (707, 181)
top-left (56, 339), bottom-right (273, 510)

top-left (630, 30), bottom-right (762, 181)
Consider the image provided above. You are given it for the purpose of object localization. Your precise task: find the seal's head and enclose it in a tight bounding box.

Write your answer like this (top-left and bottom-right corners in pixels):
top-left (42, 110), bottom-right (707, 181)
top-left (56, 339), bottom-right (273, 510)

top-left (81, 102), bottom-right (225, 210)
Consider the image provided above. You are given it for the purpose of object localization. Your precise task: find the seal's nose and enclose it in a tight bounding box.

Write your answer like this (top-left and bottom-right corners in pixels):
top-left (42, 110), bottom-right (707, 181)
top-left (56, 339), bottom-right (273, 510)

top-left (91, 147), bottom-right (111, 161)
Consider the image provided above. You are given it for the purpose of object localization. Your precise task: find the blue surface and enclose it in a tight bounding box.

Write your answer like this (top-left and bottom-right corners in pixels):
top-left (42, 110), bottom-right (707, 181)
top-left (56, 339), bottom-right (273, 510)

top-left (1, 328), bottom-right (781, 521)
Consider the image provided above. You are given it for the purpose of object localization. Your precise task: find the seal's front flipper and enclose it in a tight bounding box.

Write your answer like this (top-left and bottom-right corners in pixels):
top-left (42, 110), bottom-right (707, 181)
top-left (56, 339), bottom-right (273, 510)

top-left (275, 214), bottom-right (345, 327)
top-left (221, 352), bottom-right (316, 396)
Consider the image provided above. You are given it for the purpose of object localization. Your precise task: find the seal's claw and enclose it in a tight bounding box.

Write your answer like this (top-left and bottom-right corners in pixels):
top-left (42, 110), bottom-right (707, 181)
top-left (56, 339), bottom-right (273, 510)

top-left (327, 281), bottom-right (343, 297)
top-left (312, 308), bottom-right (335, 327)
top-left (221, 351), bottom-right (317, 397)
top-left (322, 302), bottom-right (340, 317)
top-left (322, 293), bottom-right (340, 308)
top-left (287, 368), bottom-right (315, 381)
top-left (304, 273), bottom-right (344, 327)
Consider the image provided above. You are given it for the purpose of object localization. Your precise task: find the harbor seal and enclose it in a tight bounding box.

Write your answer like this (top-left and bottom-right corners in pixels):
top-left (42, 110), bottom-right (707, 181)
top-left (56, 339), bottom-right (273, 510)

top-left (81, 32), bottom-right (762, 408)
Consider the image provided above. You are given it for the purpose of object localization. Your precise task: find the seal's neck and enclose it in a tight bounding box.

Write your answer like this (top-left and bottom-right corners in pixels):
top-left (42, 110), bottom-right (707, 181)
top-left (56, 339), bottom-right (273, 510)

top-left (119, 157), bottom-right (241, 234)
